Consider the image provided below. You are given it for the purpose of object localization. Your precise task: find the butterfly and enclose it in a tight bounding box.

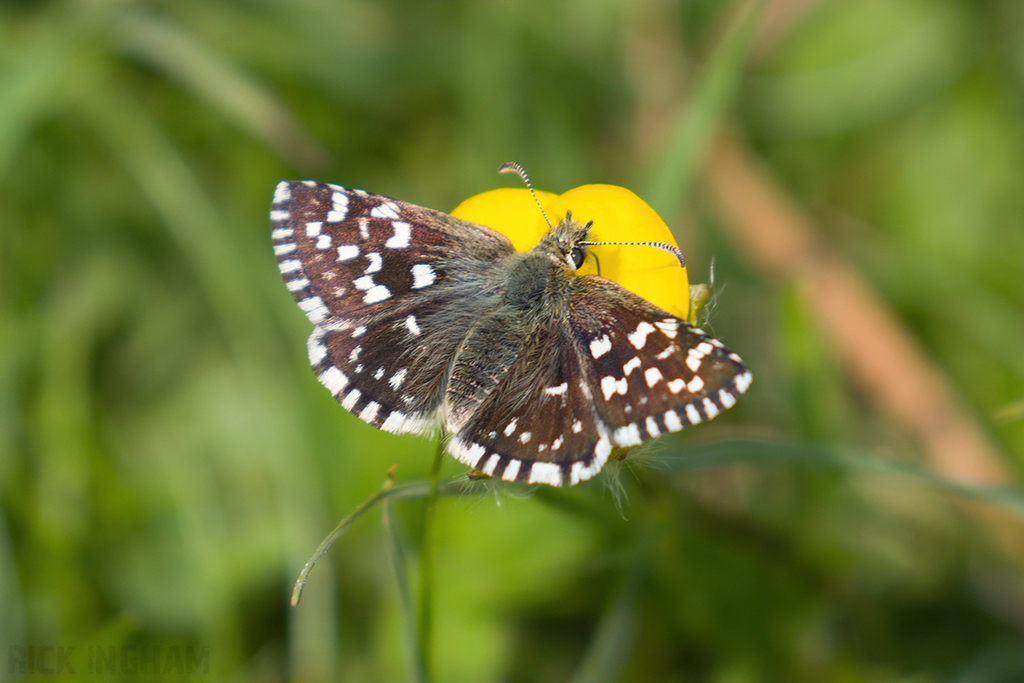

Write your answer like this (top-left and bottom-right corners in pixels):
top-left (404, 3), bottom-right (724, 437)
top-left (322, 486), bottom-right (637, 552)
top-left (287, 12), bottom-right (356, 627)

top-left (271, 177), bottom-right (751, 486)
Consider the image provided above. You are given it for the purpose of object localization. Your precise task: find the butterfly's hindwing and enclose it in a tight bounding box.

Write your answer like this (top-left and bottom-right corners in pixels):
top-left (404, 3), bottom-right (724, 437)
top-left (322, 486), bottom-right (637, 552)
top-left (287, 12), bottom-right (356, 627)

top-left (448, 320), bottom-right (610, 486)
top-left (569, 277), bottom-right (752, 448)
top-left (447, 277), bottom-right (752, 487)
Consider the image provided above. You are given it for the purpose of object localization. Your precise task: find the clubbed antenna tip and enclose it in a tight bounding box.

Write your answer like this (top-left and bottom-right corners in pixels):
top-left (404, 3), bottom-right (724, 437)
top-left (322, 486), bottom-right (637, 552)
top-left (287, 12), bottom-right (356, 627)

top-left (499, 161), bottom-right (552, 228)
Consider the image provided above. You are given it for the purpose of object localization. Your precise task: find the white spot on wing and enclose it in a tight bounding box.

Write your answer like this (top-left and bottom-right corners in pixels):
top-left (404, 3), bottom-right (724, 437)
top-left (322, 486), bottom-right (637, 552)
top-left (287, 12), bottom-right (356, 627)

top-left (381, 410), bottom-right (430, 434)
top-left (405, 315), bottom-right (421, 336)
top-left (644, 367), bottom-right (663, 387)
top-left (449, 438), bottom-right (486, 468)
top-left (305, 221), bottom-right (322, 237)
top-left (601, 375), bottom-right (618, 400)
top-left (502, 459), bottom-right (521, 481)
top-left (590, 335), bottom-right (612, 358)
top-left (327, 191), bottom-right (349, 222)
top-left (359, 401), bottom-right (380, 423)
top-left (544, 383), bottom-right (568, 396)
top-left (628, 322), bottom-right (656, 349)
top-left (411, 263), bottom-right (436, 289)
top-left (613, 423), bottom-right (642, 446)
top-left (364, 285), bottom-right (390, 303)
top-left (719, 389), bottom-right (737, 409)
top-left (385, 221), bottom-right (411, 248)
top-left (318, 367), bottom-right (348, 395)
top-left (655, 318), bottom-right (679, 339)
top-left (364, 252), bottom-right (383, 274)
top-left (569, 461), bottom-right (588, 486)
top-left (273, 182), bottom-right (291, 204)
top-left (298, 296), bottom-right (328, 323)
top-left (372, 201), bottom-right (401, 220)
top-left (702, 398), bottom-right (720, 419)
top-left (341, 388), bottom-right (361, 410)
top-left (623, 356), bottom-right (641, 375)
top-left (482, 454), bottom-right (501, 476)
top-left (308, 336), bottom-right (327, 365)
top-left (528, 462), bottom-right (562, 486)
top-left (664, 410), bottom-right (684, 431)
top-left (389, 368), bottom-right (408, 389)
top-left (656, 345), bottom-right (677, 360)
top-left (337, 245), bottom-right (359, 261)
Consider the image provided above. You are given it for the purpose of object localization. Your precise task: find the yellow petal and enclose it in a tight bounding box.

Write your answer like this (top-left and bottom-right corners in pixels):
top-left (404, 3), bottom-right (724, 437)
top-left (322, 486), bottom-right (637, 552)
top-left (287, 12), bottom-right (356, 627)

top-left (544, 185), bottom-right (689, 319)
top-left (452, 184), bottom-right (689, 319)
top-left (451, 188), bottom-right (557, 253)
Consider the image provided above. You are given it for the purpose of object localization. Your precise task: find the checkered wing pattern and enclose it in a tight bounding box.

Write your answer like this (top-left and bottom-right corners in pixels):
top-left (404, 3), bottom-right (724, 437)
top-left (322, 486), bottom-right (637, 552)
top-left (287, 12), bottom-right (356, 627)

top-left (272, 180), bottom-right (752, 486)
top-left (272, 181), bottom-right (514, 434)
top-left (449, 277), bottom-right (751, 486)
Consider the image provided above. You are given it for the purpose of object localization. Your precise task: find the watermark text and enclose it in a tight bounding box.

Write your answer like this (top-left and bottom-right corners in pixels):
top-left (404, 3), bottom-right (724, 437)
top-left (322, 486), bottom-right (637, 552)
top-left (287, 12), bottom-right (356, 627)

top-left (7, 645), bottom-right (209, 675)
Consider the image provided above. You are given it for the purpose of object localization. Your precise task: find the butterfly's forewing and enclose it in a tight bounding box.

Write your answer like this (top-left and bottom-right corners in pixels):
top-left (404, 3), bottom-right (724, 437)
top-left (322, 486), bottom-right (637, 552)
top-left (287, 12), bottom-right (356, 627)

top-left (272, 181), bottom-right (515, 434)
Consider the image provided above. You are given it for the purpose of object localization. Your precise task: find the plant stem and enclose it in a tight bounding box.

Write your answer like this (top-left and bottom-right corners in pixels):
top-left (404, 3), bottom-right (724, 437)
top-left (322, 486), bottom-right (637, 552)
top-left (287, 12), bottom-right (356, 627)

top-left (416, 438), bottom-right (445, 682)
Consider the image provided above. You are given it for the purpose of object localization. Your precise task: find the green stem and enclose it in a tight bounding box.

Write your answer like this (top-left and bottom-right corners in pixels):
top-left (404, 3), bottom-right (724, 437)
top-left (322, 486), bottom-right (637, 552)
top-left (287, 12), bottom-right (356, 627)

top-left (290, 478), bottom-right (431, 607)
top-left (416, 437), bottom-right (446, 683)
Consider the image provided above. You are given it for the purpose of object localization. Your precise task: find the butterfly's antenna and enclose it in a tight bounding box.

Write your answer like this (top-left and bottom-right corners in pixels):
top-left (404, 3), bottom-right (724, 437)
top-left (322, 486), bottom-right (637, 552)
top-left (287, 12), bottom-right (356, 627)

top-left (579, 239), bottom-right (686, 268)
top-left (498, 162), bottom-right (684, 268)
top-left (498, 161), bottom-right (552, 229)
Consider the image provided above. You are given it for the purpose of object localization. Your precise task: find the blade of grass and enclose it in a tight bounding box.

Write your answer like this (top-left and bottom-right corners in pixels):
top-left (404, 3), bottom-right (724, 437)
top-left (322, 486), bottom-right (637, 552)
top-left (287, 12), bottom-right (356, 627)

top-left (0, 22), bottom-right (76, 176)
top-left (77, 80), bottom-right (272, 353)
top-left (666, 440), bottom-right (1024, 516)
top-left (570, 559), bottom-right (645, 683)
top-left (113, 11), bottom-right (329, 172)
top-left (642, 0), bottom-right (763, 215)
top-left (292, 477), bottom-right (430, 606)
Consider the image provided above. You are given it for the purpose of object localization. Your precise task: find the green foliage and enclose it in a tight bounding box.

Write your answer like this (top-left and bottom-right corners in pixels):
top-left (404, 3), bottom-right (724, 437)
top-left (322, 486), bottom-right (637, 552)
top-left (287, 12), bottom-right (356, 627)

top-left (2, 1), bottom-right (1023, 681)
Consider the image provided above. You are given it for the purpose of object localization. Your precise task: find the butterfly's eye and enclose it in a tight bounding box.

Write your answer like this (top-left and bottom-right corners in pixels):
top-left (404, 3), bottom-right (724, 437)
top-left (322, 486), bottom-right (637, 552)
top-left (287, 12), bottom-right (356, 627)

top-left (568, 245), bottom-right (587, 270)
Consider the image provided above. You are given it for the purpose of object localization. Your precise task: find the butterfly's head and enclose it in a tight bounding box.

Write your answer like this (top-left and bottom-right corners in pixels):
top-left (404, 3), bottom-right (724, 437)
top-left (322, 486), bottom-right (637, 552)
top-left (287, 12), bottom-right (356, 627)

top-left (541, 211), bottom-right (593, 272)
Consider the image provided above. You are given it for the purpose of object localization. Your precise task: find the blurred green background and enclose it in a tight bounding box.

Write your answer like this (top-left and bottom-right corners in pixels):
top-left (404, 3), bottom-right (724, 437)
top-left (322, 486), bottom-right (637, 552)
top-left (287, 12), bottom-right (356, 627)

top-left (3, 0), bottom-right (1024, 681)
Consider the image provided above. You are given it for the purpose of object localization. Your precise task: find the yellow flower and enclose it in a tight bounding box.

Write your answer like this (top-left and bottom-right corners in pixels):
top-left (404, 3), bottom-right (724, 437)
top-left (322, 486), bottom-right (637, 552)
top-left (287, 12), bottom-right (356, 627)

top-left (451, 184), bottom-right (689, 319)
